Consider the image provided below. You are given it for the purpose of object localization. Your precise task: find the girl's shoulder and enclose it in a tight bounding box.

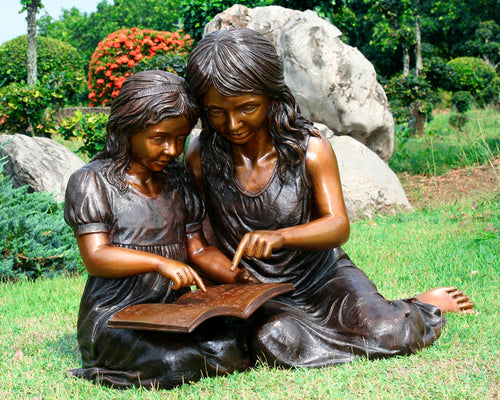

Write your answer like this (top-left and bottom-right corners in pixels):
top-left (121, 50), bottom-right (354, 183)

top-left (67, 158), bottom-right (112, 193)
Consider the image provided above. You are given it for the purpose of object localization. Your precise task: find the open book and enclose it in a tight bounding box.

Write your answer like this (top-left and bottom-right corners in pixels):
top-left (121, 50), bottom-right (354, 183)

top-left (108, 282), bottom-right (294, 333)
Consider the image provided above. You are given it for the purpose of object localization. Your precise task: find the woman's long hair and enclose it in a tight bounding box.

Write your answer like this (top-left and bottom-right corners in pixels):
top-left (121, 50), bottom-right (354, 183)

top-left (94, 70), bottom-right (200, 192)
top-left (185, 28), bottom-right (319, 182)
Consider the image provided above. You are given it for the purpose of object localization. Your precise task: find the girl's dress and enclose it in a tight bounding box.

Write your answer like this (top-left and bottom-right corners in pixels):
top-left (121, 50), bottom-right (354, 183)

top-left (200, 135), bottom-right (445, 368)
top-left (64, 159), bottom-right (250, 389)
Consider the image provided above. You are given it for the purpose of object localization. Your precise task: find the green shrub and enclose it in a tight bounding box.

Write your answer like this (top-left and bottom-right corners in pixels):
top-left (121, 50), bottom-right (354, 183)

top-left (451, 91), bottom-right (474, 114)
top-left (385, 74), bottom-right (436, 125)
top-left (54, 110), bottom-right (109, 159)
top-left (0, 158), bottom-right (83, 281)
top-left (448, 112), bottom-right (469, 130)
top-left (132, 52), bottom-right (190, 77)
top-left (0, 72), bottom-right (85, 137)
top-left (423, 56), bottom-right (456, 91)
top-left (447, 57), bottom-right (497, 97)
top-left (0, 35), bottom-right (85, 87)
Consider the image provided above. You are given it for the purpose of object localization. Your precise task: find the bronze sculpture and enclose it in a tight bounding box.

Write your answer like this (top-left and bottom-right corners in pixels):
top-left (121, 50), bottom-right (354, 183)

top-left (64, 70), bottom-right (253, 389)
top-left (185, 28), bottom-right (474, 368)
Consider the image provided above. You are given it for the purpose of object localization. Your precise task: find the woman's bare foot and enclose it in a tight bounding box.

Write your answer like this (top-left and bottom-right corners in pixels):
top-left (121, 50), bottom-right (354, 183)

top-left (415, 286), bottom-right (475, 314)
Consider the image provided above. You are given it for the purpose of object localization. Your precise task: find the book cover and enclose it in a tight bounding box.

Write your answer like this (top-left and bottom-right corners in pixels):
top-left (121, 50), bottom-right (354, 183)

top-left (108, 282), bottom-right (294, 333)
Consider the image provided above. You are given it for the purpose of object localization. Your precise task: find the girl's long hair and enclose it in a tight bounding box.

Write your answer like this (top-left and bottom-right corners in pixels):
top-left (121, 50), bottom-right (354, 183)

top-left (185, 28), bottom-right (319, 182)
top-left (94, 70), bottom-right (200, 192)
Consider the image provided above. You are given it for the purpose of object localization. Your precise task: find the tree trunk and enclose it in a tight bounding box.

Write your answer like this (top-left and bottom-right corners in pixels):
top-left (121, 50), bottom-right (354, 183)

top-left (414, 1), bottom-right (423, 77)
top-left (403, 46), bottom-right (410, 76)
top-left (26, 0), bottom-right (40, 86)
top-left (409, 100), bottom-right (425, 137)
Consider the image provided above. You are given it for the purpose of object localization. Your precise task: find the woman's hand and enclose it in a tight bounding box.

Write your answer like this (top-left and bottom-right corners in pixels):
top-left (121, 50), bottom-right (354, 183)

top-left (157, 261), bottom-right (207, 292)
top-left (231, 230), bottom-right (285, 270)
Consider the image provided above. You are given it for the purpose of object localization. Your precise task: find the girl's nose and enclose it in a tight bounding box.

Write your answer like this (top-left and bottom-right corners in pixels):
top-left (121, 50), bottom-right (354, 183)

top-left (227, 112), bottom-right (242, 131)
top-left (163, 141), bottom-right (177, 156)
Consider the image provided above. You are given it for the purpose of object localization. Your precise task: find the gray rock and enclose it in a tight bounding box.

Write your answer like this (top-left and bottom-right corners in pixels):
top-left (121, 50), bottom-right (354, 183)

top-left (314, 123), bottom-right (411, 220)
top-left (0, 134), bottom-right (85, 202)
top-left (205, 5), bottom-right (395, 161)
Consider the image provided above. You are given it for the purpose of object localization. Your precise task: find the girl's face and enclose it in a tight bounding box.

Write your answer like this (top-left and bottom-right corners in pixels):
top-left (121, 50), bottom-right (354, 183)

top-left (203, 86), bottom-right (271, 145)
top-left (129, 116), bottom-right (192, 172)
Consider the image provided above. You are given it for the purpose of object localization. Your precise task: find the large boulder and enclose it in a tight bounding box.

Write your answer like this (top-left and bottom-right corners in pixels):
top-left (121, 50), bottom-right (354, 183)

top-left (0, 134), bottom-right (85, 202)
top-left (314, 123), bottom-right (411, 220)
top-left (205, 5), bottom-right (395, 162)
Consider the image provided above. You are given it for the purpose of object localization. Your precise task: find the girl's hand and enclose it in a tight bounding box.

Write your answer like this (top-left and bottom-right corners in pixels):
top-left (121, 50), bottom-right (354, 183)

top-left (157, 261), bottom-right (207, 292)
top-left (234, 267), bottom-right (260, 284)
top-left (231, 230), bottom-right (285, 270)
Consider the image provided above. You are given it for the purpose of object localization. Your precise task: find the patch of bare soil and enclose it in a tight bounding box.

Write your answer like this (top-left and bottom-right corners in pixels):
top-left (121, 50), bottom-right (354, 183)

top-left (398, 158), bottom-right (500, 210)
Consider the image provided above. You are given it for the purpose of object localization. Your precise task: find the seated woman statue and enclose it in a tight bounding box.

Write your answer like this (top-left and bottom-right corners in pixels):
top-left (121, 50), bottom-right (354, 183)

top-left (185, 28), bottom-right (474, 368)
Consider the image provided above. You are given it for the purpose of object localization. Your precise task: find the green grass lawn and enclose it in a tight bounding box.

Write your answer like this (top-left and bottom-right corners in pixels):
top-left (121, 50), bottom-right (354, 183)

top-left (390, 107), bottom-right (500, 176)
top-left (1, 192), bottom-right (498, 399)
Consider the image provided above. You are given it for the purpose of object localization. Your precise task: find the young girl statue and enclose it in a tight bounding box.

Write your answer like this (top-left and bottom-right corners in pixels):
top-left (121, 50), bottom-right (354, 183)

top-left (185, 28), bottom-right (474, 368)
top-left (64, 70), bottom-right (252, 389)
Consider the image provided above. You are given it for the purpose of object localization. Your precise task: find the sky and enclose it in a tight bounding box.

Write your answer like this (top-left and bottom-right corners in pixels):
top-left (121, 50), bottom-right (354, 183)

top-left (1, 0), bottom-right (102, 46)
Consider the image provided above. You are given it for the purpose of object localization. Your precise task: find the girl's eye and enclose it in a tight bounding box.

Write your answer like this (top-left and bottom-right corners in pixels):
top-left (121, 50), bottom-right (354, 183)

top-left (206, 108), bottom-right (224, 118)
top-left (242, 105), bottom-right (257, 113)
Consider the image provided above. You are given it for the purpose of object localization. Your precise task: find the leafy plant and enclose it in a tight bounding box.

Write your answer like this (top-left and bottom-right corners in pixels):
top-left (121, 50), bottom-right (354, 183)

top-left (385, 73), bottom-right (436, 125)
top-left (451, 91), bottom-right (474, 114)
top-left (54, 110), bottom-right (109, 159)
top-left (87, 28), bottom-right (193, 106)
top-left (0, 158), bottom-right (83, 281)
top-left (446, 57), bottom-right (497, 96)
top-left (0, 72), bottom-right (85, 137)
top-left (38, 0), bottom-right (185, 63)
top-left (180, 0), bottom-right (272, 43)
top-left (0, 35), bottom-right (84, 87)
top-left (448, 91), bottom-right (474, 130)
top-left (132, 52), bottom-right (190, 78)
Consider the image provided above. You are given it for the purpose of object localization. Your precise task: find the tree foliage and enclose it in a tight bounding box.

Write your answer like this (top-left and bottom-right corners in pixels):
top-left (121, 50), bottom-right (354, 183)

top-left (0, 35), bottom-right (84, 86)
top-left (179, 0), bottom-right (272, 43)
top-left (38, 0), bottom-right (184, 63)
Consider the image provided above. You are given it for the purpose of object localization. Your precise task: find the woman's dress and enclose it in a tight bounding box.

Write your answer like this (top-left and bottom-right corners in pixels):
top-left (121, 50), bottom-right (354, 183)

top-left (200, 138), bottom-right (445, 368)
top-left (64, 159), bottom-right (250, 389)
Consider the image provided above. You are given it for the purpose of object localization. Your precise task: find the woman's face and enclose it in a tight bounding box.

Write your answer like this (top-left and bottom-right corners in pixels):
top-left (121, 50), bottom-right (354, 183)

top-left (129, 116), bottom-right (192, 172)
top-left (203, 86), bottom-right (271, 145)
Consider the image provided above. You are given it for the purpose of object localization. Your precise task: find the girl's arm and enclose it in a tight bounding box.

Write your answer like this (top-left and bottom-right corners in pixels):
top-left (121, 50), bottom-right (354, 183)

top-left (231, 133), bottom-right (350, 269)
top-left (186, 229), bottom-right (258, 284)
top-left (77, 232), bottom-right (206, 291)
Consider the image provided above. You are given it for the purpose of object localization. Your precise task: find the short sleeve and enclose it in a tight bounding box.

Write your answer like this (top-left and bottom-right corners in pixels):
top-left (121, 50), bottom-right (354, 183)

top-left (64, 163), bottom-right (113, 236)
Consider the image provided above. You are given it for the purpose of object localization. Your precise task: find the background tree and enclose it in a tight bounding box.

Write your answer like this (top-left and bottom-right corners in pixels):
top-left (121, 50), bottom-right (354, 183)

top-left (364, 0), bottom-right (415, 76)
top-left (20, 0), bottom-right (43, 86)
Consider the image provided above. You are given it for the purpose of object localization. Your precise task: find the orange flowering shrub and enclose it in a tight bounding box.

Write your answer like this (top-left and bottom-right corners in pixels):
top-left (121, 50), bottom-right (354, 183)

top-left (87, 28), bottom-right (192, 106)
